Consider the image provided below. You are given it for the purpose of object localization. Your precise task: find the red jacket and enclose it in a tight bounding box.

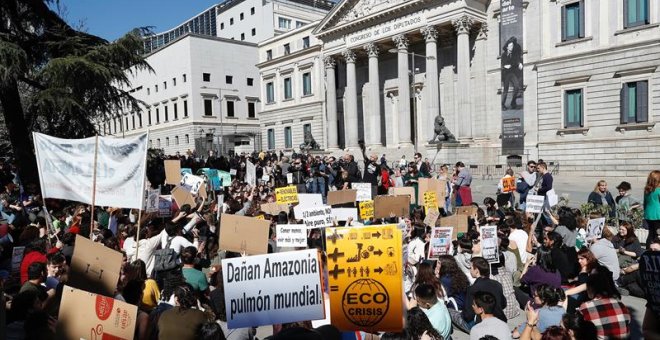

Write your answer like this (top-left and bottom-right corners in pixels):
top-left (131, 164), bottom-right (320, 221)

top-left (20, 251), bottom-right (47, 284)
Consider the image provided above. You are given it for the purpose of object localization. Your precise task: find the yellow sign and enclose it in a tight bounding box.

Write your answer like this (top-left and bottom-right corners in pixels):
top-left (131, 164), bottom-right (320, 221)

top-left (275, 186), bottom-right (299, 204)
top-left (502, 176), bottom-right (516, 193)
top-left (359, 200), bottom-right (374, 220)
top-left (327, 225), bottom-right (404, 332)
top-left (254, 215), bottom-right (265, 220)
top-left (423, 191), bottom-right (439, 212)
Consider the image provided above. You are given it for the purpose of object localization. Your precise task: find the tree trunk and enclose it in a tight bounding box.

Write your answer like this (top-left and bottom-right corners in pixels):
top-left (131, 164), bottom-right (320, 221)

top-left (0, 79), bottom-right (39, 186)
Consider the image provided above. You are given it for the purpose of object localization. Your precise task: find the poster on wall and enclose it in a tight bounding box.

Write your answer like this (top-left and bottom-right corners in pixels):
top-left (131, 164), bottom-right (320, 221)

top-left (500, 0), bottom-right (525, 156)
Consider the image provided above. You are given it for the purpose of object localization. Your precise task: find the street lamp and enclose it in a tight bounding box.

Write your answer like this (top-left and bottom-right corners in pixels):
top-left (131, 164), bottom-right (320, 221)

top-left (200, 86), bottom-right (239, 155)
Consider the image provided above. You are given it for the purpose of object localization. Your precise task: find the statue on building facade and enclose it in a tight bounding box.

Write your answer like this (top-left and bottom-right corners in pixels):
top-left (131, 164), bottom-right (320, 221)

top-left (428, 115), bottom-right (457, 144)
top-left (300, 130), bottom-right (320, 151)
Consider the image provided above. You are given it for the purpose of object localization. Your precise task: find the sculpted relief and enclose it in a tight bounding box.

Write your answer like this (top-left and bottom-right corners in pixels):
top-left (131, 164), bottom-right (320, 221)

top-left (340, 0), bottom-right (407, 23)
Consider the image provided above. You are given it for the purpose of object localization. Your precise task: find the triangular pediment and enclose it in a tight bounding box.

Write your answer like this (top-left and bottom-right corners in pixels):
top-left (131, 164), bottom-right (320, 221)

top-left (313, 0), bottom-right (422, 36)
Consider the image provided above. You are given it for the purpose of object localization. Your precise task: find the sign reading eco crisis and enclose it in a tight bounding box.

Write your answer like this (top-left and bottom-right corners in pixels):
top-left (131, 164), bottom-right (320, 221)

top-left (222, 249), bottom-right (325, 328)
top-left (326, 225), bottom-right (404, 332)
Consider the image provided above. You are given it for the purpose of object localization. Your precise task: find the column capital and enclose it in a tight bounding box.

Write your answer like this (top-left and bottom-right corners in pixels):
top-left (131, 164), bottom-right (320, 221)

top-left (392, 34), bottom-right (409, 50)
top-left (342, 49), bottom-right (357, 63)
top-left (476, 22), bottom-right (488, 40)
top-left (323, 56), bottom-right (336, 68)
top-left (364, 43), bottom-right (379, 58)
top-left (420, 26), bottom-right (438, 43)
top-left (452, 15), bottom-right (473, 35)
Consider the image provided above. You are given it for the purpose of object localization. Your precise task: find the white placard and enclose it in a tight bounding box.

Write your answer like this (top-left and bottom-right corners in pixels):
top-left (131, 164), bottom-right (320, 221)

top-left (246, 161), bottom-right (256, 187)
top-left (331, 208), bottom-right (359, 221)
top-left (293, 193), bottom-right (324, 219)
top-left (480, 225), bottom-right (499, 264)
top-left (262, 174), bottom-right (270, 182)
top-left (525, 195), bottom-right (545, 213)
top-left (222, 249), bottom-right (325, 328)
top-left (276, 224), bottom-right (308, 247)
top-left (145, 188), bottom-right (159, 213)
top-left (287, 173), bottom-right (294, 184)
top-left (352, 182), bottom-right (372, 201)
top-left (230, 169), bottom-right (237, 176)
top-left (33, 132), bottom-right (148, 209)
top-left (428, 227), bottom-right (453, 259)
top-left (299, 205), bottom-right (333, 228)
top-left (587, 217), bottom-right (606, 239)
top-left (180, 173), bottom-right (204, 195)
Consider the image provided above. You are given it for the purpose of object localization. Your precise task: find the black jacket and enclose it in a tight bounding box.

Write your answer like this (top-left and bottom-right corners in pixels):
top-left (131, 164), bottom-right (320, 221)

top-left (462, 277), bottom-right (507, 323)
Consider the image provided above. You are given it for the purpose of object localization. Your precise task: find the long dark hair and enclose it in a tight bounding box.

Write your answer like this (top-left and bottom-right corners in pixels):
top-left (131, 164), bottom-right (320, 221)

top-left (619, 222), bottom-right (638, 245)
top-left (536, 246), bottom-right (556, 273)
top-left (406, 307), bottom-right (442, 340)
top-left (413, 261), bottom-right (441, 296)
top-left (535, 283), bottom-right (565, 307)
top-left (437, 255), bottom-right (469, 295)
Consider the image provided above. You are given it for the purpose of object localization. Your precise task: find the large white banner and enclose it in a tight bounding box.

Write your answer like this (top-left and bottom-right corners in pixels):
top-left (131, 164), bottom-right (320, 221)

top-left (246, 160), bottom-right (256, 187)
top-left (33, 132), bottom-right (148, 209)
top-left (222, 249), bottom-right (325, 328)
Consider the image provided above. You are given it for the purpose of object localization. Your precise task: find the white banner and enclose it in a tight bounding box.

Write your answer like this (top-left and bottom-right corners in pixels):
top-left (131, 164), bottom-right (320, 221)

top-left (293, 193), bottom-right (323, 219)
top-left (33, 133), bottom-right (148, 209)
top-left (525, 195), bottom-right (545, 213)
top-left (300, 205), bottom-right (333, 228)
top-left (246, 160), bottom-right (256, 187)
top-left (352, 182), bottom-right (372, 201)
top-left (222, 249), bottom-right (325, 328)
top-left (276, 224), bottom-right (307, 247)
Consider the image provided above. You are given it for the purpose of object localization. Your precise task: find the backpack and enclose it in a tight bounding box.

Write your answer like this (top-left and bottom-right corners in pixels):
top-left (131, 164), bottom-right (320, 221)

top-left (153, 237), bottom-right (178, 272)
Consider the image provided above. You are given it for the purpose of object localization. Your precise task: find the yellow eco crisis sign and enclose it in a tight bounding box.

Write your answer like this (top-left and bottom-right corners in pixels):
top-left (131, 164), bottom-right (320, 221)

top-left (326, 224), bottom-right (403, 332)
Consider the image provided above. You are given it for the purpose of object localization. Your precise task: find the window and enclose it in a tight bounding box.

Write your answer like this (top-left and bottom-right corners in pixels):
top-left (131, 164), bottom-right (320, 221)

top-left (183, 74), bottom-right (187, 82)
top-left (278, 17), bottom-right (291, 29)
top-left (240, 13), bottom-right (244, 20)
top-left (226, 101), bottom-right (235, 117)
top-left (226, 75), bottom-right (233, 84)
top-left (173, 77), bottom-right (176, 86)
top-left (184, 100), bottom-right (188, 117)
top-left (248, 102), bottom-right (256, 118)
top-left (266, 82), bottom-right (275, 103)
top-left (163, 81), bottom-right (167, 90)
top-left (284, 43), bottom-right (290, 55)
top-left (173, 102), bottom-right (178, 119)
top-left (251, 7), bottom-right (255, 15)
top-left (203, 73), bottom-right (211, 82)
top-left (625, 0), bottom-right (649, 28)
top-left (302, 72), bottom-right (312, 96)
top-left (251, 28), bottom-right (256, 36)
top-left (157, 139), bottom-right (160, 148)
top-left (284, 78), bottom-right (292, 99)
top-left (138, 113), bottom-right (142, 127)
top-left (147, 88), bottom-right (150, 95)
top-left (185, 134), bottom-right (190, 144)
top-left (561, 1), bottom-right (584, 41)
top-left (166, 137), bottom-right (169, 147)
top-left (266, 50), bottom-right (272, 60)
top-left (175, 136), bottom-right (179, 145)
top-left (149, 140), bottom-right (153, 148)
top-left (247, 78), bottom-right (254, 86)
top-left (284, 127), bottom-right (292, 148)
top-left (156, 108), bottom-right (160, 124)
top-left (621, 81), bottom-right (648, 123)
top-left (204, 99), bottom-right (213, 116)
top-left (230, 18), bottom-right (234, 25)
top-left (296, 21), bottom-right (305, 28)
top-left (302, 36), bottom-right (310, 48)
top-left (267, 129), bottom-right (275, 149)
top-left (148, 110), bottom-right (152, 125)
top-left (221, 22), bottom-right (224, 30)
top-left (303, 123), bottom-right (312, 138)
top-left (564, 89), bottom-right (583, 128)
top-left (155, 84), bottom-right (159, 92)
top-left (164, 106), bottom-right (169, 121)
top-left (241, 33), bottom-right (245, 41)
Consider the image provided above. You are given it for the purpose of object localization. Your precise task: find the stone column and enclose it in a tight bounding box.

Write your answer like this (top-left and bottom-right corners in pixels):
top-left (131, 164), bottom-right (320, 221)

top-left (342, 49), bottom-right (359, 149)
top-left (364, 43), bottom-right (382, 147)
top-left (421, 26), bottom-right (440, 144)
top-left (324, 56), bottom-right (339, 149)
top-left (452, 15), bottom-right (473, 140)
top-left (393, 34), bottom-right (412, 146)
top-left (473, 23), bottom-right (488, 139)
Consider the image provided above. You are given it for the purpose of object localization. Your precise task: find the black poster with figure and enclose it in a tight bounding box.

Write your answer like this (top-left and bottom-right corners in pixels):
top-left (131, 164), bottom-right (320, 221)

top-left (500, 0), bottom-right (524, 156)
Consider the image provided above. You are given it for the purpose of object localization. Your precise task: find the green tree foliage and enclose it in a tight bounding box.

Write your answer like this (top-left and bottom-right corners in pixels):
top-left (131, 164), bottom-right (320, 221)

top-left (0, 0), bottom-right (151, 184)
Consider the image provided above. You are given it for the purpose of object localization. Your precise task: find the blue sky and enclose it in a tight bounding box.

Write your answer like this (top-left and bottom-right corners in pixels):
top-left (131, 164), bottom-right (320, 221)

top-left (53, 0), bottom-right (221, 41)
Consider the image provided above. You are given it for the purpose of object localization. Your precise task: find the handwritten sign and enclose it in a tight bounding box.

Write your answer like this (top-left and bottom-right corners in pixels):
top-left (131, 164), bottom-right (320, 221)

top-left (423, 191), bottom-right (438, 212)
top-left (359, 200), bottom-right (374, 220)
top-left (428, 227), bottom-right (453, 259)
top-left (502, 176), bottom-right (516, 193)
top-left (352, 183), bottom-right (372, 202)
top-left (180, 173), bottom-right (204, 195)
top-left (276, 186), bottom-right (299, 204)
top-left (300, 205), bottom-right (333, 228)
top-left (423, 209), bottom-right (440, 227)
top-left (276, 225), bottom-right (308, 247)
top-left (145, 188), bottom-right (159, 213)
top-left (525, 195), bottom-right (545, 213)
top-left (294, 194), bottom-right (323, 219)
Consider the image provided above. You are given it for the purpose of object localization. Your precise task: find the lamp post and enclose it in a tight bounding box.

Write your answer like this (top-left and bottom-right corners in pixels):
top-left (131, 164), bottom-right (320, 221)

top-left (200, 86), bottom-right (239, 155)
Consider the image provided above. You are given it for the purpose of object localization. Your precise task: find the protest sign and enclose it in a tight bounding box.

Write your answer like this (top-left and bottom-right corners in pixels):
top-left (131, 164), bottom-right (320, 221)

top-left (587, 217), bottom-right (606, 239)
top-left (455, 205), bottom-right (478, 216)
top-left (171, 185), bottom-right (195, 207)
top-left (639, 251), bottom-right (660, 318)
top-left (331, 208), bottom-right (359, 221)
top-left (525, 195), bottom-right (545, 213)
top-left (219, 170), bottom-right (232, 187)
top-left (222, 249), bottom-right (325, 328)
top-left (246, 160), bottom-right (256, 187)
top-left (11, 246), bottom-right (25, 276)
top-left (423, 191), bottom-right (439, 212)
top-left (300, 205), bottom-right (333, 228)
top-left (440, 214), bottom-right (468, 234)
top-left (69, 235), bottom-right (123, 297)
top-left (164, 159), bottom-right (182, 185)
top-left (374, 195), bottom-right (410, 219)
top-left (359, 200), bottom-right (374, 220)
top-left (181, 168), bottom-right (192, 176)
top-left (388, 186), bottom-right (416, 204)
top-left (158, 195), bottom-right (172, 218)
top-left (199, 168), bottom-right (221, 190)
top-left (327, 189), bottom-right (357, 206)
top-left (262, 174), bottom-right (270, 182)
top-left (293, 193), bottom-right (323, 219)
top-left (352, 183), bottom-right (372, 201)
top-left (417, 178), bottom-right (447, 206)
top-left (145, 188), bottom-right (159, 213)
top-left (57, 285), bottom-right (137, 340)
top-left (180, 173), bottom-right (204, 195)
top-left (33, 132), bottom-right (148, 210)
top-left (230, 169), bottom-right (237, 176)
top-left (276, 225), bottom-right (308, 247)
top-left (261, 202), bottom-right (289, 215)
top-left (276, 186), bottom-right (299, 204)
top-left (480, 225), bottom-right (499, 263)
top-left (428, 227), bottom-right (453, 259)
top-left (502, 176), bottom-right (516, 193)
top-left (287, 173), bottom-right (293, 184)
top-left (423, 209), bottom-right (440, 227)
top-left (327, 224), bottom-right (404, 332)
top-left (219, 214), bottom-right (270, 255)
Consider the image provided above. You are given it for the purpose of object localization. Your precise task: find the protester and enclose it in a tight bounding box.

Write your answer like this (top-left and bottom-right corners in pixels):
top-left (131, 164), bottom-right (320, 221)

top-left (436, 255), bottom-right (469, 310)
top-left (579, 266), bottom-right (631, 339)
top-left (453, 162), bottom-right (473, 206)
top-left (411, 284), bottom-right (452, 340)
top-left (644, 170), bottom-right (660, 247)
top-left (587, 180), bottom-right (616, 218)
top-left (469, 291), bottom-right (512, 340)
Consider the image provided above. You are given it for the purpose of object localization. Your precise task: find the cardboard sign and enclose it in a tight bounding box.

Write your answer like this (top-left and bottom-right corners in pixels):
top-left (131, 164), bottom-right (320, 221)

top-left (327, 225), bottom-right (404, 332)
top-left (158, 195), bottom-right (172, 217)
top-left (639, 251), bottom-right (660, 318)
top-left (246, 160), bottom-right (256, 187)
top-left (428, 227), bottom-right (453, 259)
top-left (171, 185), bottom-right (196, 208)
top-left (293, 194), bottom-right (324, 219)
top-left (276, 224), bottom-right (308, 247)
top-left (276, 186), bottom-right (299, 204)
top-left (57, 285), bottom-right (138, 340)
top-left (219, 170), bottom-right (232, 187)
top-left (389, 186), bottom-right (416, 204)
top-left (418, 178), bottom-right (447, 206)
top-left (331, 208), bottom-right (359, 221)
top-left (300, 205), bottom-right (333, 228)
top-left (69, 235), bottom-right (123, 297)
top-left (423, 209), bottom-right (440, 227)
top-left (261, 202), bottom-right (289, 215)
top-left (327, 189), bottom-right (357, 206)
top-left (502, 176), bottom-right (516, 193)
top-left (439, 214), bottom-right (468, 235)
top-left (373, 195), bottom-right (410, 219)
top-left (480, 225), bottom-right (499, 264)
top-left (11, 246), bottom-right (25, 275)
top-left (423, 191), bottom-right (439, 212)
top-left (525, 195), bottom-right (545, 213)
top-left (359, 200), bottom-right (374, 220)
top-left (180, 173), bottom-right (204, 195)
top-left (352, 183), bottom-right (372, 201)
top-left (145, 188), bottom-right (159, 213)
top-left (222, 249), bottom-right (325, 328)
top-left (587, 217), bottom-right (606, 239)
top-left (219, 214), bottom-right (270, 255)
top-left (454, 206), bottom-right (477, 216)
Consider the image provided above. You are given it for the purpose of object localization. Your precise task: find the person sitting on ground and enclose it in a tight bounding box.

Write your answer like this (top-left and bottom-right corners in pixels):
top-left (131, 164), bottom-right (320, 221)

top-left (513, 284), bottom-right (566, 338)
top-left (157, 284), bottom-right (209, 340)
top-left (578, 265), bottom-right (631, 339)
top-left (469, 291), bottom-right (513, 340)
top-left (436, 255), bottom-right (469, 311)
top-left (589, 227), bottom-right (620, 282)
top-left (411, 284), bottom-right (452, 340)
top-left (611, 222), bottom-right (643, 269)
top-left (517, 246), bottom-right (561, 309)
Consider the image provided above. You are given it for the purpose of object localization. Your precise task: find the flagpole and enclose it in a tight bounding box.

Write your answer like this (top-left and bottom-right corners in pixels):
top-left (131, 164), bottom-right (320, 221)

top-left (90, 135), bottom-right (99, 239)
top-left (32, 132), bottom-right (52, 249)
top-left (135, 130), bottom-right (149, 260)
